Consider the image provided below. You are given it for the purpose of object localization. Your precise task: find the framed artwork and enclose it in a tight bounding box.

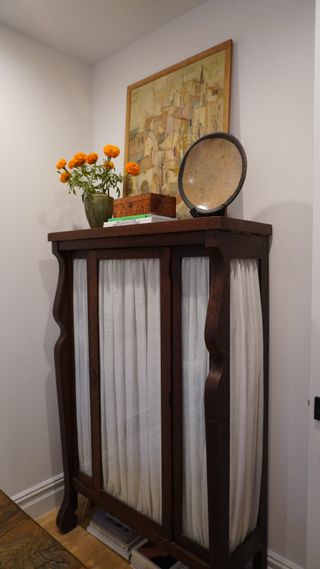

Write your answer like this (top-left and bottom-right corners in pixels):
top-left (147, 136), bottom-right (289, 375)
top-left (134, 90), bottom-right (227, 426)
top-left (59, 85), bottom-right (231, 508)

top-left (124, 39), bottom-right (232, 217)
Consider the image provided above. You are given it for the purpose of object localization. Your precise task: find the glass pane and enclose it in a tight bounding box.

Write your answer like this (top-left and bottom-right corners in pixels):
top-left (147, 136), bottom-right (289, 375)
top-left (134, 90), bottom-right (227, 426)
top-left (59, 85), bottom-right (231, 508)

top-left (181, 256), bottom-right (210, 548)
top-left (229, 259), bottom-right (263, 552)
top-left (180, 257), bottom-right (263, 552)
top-left (73, 259), bottom-right (92, 477)
top-left (99, 258), bottom-right (162, 524)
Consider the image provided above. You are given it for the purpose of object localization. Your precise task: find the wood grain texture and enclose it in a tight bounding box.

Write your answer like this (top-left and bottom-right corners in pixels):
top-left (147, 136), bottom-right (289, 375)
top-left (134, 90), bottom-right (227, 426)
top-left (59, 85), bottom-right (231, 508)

top-left (48, 217), bottom-right (272, 244)
top-left (113, 193), bottom-right (176, 218)
top-left (159, 248), bottom-right (173, 540)
top-left (87, 251), bottom-right (102, 492)
top-left (205, 245), bottom-right (230, 568)
top-left (52, 244), bottom-right (78, 533)
top-left (37, 508), bottom-right (129, 569)
top-left (0, 491), bottom-right (85, 568)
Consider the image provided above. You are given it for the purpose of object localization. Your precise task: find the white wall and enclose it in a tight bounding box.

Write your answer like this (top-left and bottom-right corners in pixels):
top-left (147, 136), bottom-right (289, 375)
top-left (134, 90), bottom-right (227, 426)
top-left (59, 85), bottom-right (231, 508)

top-left (0, 24), bottom-right (92, 509)
top-left (307, 1), bottom-right (320, 568)
top-left (93, 1), bottom-right (315, 567)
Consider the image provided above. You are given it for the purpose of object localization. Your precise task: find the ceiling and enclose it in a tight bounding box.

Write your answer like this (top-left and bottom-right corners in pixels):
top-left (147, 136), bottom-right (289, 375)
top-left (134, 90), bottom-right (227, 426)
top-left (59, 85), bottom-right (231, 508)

top-left (0, 0), bottom-right (206, 64)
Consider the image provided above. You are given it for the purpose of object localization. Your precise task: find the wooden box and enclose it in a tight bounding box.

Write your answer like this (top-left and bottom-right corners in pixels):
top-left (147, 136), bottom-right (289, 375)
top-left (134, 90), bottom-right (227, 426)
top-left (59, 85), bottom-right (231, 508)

top-left (113, 193), bottom-right (176, 218)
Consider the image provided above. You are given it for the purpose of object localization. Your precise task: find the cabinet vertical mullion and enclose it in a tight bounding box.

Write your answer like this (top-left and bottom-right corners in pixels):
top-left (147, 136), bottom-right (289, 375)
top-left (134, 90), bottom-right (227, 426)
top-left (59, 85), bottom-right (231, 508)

top-left (171, 248), bottom-right (183, 544)
top-left (87, 250), bottom-right (102, 492)
top-left (160, 248), bottom-right (173, 538)
top-left (204, 245), bottom-right (230, 568)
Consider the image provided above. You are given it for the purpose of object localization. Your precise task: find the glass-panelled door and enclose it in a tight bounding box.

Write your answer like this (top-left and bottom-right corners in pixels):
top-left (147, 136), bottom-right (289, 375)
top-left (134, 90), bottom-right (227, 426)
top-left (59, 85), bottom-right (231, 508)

top-left (172, 247), bottom-right (264, 560)
top-left (97, 248), bottom-right (172, 536)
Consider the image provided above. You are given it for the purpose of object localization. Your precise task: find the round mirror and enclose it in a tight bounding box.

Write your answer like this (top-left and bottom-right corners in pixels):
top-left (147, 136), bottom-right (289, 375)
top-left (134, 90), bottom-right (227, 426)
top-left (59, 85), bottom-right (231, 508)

top-left (178, 132), bottom-right (247, 215)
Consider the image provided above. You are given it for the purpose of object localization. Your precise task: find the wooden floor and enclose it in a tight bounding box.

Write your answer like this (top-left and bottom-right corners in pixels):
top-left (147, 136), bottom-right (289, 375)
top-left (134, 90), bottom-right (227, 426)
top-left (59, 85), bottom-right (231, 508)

top-left (37, 509), bottom-right (129, 569)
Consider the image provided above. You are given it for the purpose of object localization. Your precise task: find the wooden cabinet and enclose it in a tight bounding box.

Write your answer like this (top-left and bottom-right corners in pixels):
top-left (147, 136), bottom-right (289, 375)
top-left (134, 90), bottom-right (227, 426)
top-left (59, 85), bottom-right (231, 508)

top-left (48, 217), bottom-right (271, 569)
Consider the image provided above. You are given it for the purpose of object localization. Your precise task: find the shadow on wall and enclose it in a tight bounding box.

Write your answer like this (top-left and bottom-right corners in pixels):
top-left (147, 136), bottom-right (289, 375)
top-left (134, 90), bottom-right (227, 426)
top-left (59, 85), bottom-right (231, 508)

top-left (225, 39), bottom-right (243, 221)
top-left (38, 187), bottom-right (87, 232)
top-left (254, 200), bottom-right (312, 565)
top-left (227, 189), bottom-right (243, 219)
top-left (39, 257), bottom-right (64, 499)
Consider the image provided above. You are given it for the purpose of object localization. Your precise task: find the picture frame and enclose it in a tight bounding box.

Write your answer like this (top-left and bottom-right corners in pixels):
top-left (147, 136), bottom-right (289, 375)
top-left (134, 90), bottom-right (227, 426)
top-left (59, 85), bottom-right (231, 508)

top-left (124, 39), bottom-right (232, 217)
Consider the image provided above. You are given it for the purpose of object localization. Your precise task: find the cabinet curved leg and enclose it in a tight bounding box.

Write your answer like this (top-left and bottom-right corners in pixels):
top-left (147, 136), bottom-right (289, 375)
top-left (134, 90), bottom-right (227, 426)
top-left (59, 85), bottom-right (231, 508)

top-left (52, 247), bottom-right (79, 535)
top-left (56, 487), bottom-right (78, 533)
top-left (253, 549), bottom-right (267, 569)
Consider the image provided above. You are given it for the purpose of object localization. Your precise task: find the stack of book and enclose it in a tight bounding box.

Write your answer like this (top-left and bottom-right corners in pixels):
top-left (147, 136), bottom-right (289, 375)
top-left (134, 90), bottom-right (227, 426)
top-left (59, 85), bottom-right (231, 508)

top-left (86, 509), bottom-right (146, 560)
top-left (130, 541), bottom-right (189, 569)
top-left (104, 214), bottom-right (176, 227)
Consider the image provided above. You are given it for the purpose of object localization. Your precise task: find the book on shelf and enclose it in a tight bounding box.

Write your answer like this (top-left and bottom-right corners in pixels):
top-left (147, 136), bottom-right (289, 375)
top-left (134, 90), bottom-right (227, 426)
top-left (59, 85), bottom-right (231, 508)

top-left (91, 509), bottom-right (141, 544)
top-left (104, 213), bottom-right (176, 227)
top-left (86, 509), bottom-right (145, 560)
top-left (87, 520), bottom-right (143, 550)
top-left (130, 540), bottom-right (189, 569)
top-left (87, 523), bottom-right (130, 559)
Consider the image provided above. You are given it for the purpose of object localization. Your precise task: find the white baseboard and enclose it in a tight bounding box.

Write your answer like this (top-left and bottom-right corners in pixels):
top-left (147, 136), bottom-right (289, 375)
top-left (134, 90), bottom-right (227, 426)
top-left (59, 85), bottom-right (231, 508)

top-left (11, 473), bottom-right (64, 519)
top-left (268, 550), bottom-right (304, 569)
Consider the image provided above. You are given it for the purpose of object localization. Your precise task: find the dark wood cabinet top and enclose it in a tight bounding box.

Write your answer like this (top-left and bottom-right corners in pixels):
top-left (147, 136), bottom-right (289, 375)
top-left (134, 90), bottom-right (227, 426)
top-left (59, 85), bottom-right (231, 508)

top-left (48, 217), bottom-right (272, 244)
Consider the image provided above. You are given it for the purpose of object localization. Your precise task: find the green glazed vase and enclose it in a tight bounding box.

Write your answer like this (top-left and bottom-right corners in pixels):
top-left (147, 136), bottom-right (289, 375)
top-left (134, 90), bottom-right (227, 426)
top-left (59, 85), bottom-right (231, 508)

top-left (84, 193), bottom-right (114, 228)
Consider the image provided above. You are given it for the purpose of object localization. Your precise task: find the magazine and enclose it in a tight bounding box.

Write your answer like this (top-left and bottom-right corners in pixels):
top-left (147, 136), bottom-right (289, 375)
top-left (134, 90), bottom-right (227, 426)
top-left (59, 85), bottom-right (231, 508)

top-left (86, 509), bottom-right (145, 560)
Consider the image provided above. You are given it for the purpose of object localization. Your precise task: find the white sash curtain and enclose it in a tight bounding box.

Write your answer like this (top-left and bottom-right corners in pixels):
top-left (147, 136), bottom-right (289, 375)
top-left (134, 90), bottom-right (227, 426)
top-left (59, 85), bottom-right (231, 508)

top-left (73, 259), bottom-right (92, 476)
top-left (229, 259), bottom-right (264, 551)
top-left (181, 258), bottom-right (263, 552)
top-left (99, 258), bottom-right (162, 524)
top-left (181, 257), bottom-right (210, 547)
top-left (73, 256), bottom-right (263, 547)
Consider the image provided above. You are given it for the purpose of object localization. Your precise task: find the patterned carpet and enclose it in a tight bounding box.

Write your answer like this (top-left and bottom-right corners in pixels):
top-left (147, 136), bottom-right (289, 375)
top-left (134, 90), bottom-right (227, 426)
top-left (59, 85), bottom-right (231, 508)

top-left (0, 490), bottom-right (85, 568)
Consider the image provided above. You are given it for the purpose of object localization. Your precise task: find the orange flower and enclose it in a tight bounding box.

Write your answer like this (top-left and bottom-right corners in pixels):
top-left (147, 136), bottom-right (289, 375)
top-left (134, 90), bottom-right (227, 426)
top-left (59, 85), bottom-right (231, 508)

top-left (56, 158), bottom-right (66, 170)
top-left (125, 161), bottom-right (141, 176)
top-left (72, 152), bottom-right (87, 167)
top-left (103, 145), bottom-right (120, 158)
top-left (60, 172), bottom-right (70, 183)
top-left (86, 152), bottom-right (98, 164)
top-left (68, 158), bottom-right (76, 169)
top-left (103, 160), bottom-right (114, 170)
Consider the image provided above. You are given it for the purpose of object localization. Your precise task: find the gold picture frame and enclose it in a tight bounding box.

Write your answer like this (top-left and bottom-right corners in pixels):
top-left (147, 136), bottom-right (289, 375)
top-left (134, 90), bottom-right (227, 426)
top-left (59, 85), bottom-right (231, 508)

top-left (124, 39), bottom-right (232, 217)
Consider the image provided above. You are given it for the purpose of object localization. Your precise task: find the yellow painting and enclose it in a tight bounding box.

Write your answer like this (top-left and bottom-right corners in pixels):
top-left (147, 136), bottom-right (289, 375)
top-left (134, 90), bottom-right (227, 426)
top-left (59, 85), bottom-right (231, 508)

top-left (124, 40), bottom-right (232, 217)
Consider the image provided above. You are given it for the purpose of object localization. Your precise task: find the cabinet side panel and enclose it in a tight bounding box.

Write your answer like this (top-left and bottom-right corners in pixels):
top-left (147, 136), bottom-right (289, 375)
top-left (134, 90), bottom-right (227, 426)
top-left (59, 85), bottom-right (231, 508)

top-left (180, 256), bottom-right (264, 556)
top-left (229, 259), bottom-right (264, 552)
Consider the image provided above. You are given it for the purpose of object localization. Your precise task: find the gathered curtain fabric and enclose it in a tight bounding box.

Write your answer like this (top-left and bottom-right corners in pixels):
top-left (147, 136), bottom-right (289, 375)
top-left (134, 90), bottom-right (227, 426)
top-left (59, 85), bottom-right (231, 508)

top-left (229, 259), bottom-right (264, 550)
top-left (73, 256), bottom-right (263, 550)
top-left (73, 259), bottom-right (92, 476)
top-left (181, 258), bottom-right (263, 552)
top-left (181, 257), bottom-right (210, 547)
top-left (99, 258), bottom-right (162, 524)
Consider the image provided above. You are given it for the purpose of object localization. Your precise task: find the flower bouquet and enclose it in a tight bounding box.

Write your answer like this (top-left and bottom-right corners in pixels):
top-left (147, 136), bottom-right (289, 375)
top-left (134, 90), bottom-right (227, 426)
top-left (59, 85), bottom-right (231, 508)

top-left (56, 145), bottom-right (140, 227)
